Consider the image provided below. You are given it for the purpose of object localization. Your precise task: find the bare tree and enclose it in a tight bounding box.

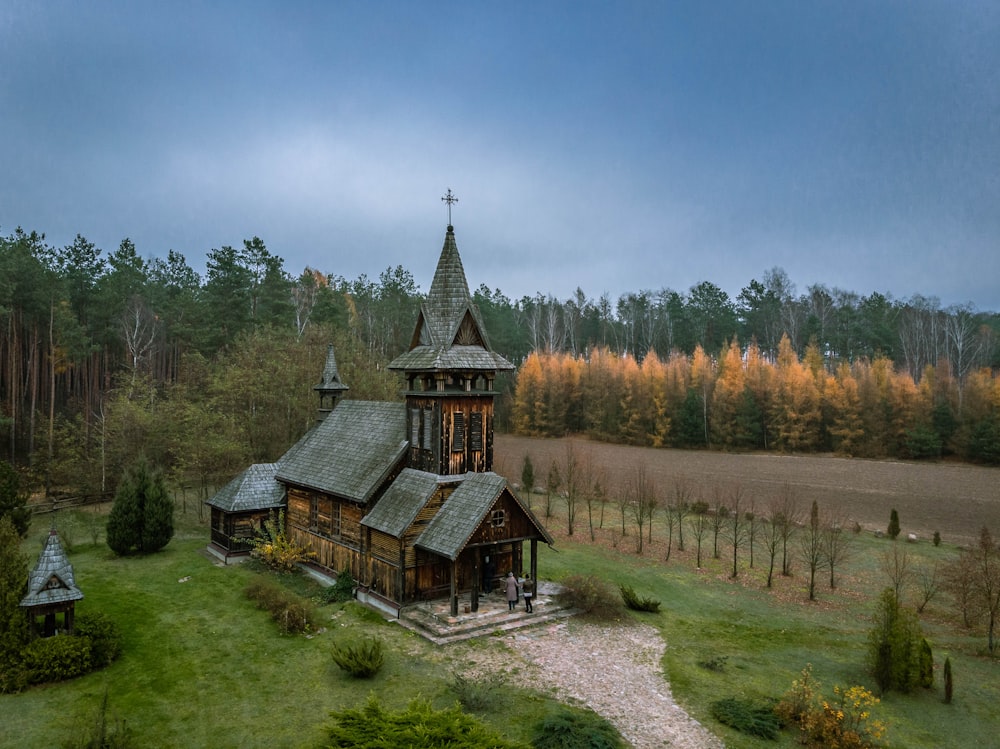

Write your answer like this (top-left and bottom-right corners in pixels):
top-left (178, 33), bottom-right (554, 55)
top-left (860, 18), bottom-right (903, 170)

top-left (800, 500), bottom-right (823, 601)
top-left (584, 467), bottom-right (606, 542)
top-left (943, 551), bottom-right (984, 628)
top-left (544, 460), bottom-right (561, 519)
top-left (628, 463), bottom-right (657, 555)
top-left (914, 561), bottom-right (940, 614)
top-left (562, 441), bottom-right (581, 536)
top-left (821, 514), bottom-right (853, 589)
top-left (725, 486), bottom-right (750, 578)
top-left (689, 500), bottom-right (711, 568)
top-left (879, 544), bottom-right (911, 603)
top-left (972, 527), bottom-right (1000, 653)
top-left (774, 484), bottom-right (801, 577)
top-left (760, 504), bottom-right (781, 588)
top-left (671, 476), bottom-right (693, 552)
top-left (710, 487), bottom-right (727, 560)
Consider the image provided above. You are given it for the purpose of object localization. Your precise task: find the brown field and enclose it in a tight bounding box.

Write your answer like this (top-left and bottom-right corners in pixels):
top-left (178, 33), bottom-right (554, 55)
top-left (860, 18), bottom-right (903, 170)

top-left (495, 434), bottom-right (1000, 548)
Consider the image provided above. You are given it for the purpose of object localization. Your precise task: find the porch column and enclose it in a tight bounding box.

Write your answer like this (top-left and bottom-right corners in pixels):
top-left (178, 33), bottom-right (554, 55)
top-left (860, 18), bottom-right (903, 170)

top-left (450, 559), bottom-right (458, 616)
top-left (530, 538), bottom-right (538, 583)
top-left (471, 547), bottom-right (480, 612)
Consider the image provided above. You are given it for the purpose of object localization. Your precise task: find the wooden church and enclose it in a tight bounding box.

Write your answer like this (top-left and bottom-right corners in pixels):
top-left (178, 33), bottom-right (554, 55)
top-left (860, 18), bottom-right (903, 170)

top-left (208, 220), bottom-right (552, 615)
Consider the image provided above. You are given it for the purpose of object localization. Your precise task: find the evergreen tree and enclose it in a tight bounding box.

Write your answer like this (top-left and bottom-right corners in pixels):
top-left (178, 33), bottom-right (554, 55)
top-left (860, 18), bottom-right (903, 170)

top-left (887, 508), bottom-right (901, 540)
top-left (106, 458), bottom-right (174, 555)
top-left (867, 587), bottom-right (926, 694)
top-left (0, 515), bottom-right (30, 693)
top-left (0, 461), bottom-right (30, 537)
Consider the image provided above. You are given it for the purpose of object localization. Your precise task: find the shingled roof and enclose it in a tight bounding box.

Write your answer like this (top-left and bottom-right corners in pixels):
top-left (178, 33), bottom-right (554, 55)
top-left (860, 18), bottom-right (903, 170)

top-left (360, 468), bottom-right (443, 537)
top-left (276, 400), bottom-right (407, 503)
top-left (20, 529), bottom-right (84, 609)
top-left (389, 226), bottom-right (515, 374)
top-left (314, 343), bottom-right (349, 395)
top-left (415, 472), bottom-right (553, 561)
top-left (206, 463), bottom-right (285, 512)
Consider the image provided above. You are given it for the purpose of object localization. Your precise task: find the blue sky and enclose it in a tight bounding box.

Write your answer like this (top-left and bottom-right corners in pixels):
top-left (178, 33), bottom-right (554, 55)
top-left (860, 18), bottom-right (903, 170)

top-left (2, 1), bottom-right (998, 311)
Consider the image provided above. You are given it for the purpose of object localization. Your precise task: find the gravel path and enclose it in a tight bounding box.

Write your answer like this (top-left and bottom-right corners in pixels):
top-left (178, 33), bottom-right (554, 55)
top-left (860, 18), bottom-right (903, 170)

top-left (478, 619), bottom-right (724, 749)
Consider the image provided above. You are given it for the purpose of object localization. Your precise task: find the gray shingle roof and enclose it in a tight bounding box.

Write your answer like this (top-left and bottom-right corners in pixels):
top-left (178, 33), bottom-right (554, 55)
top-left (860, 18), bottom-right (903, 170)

top-left (276, 400), bottom-right (407, 503)
top-left (206, 463), bottom-right (285, 512)
top-left (389, 226), bottom-right (514, 374)
top-left (360, 469), bottom-right (441, 537)
top-left (415, 472), bottom-right (552, 560)
top-left (314, 343), bottom-right (349, 394)
top-left (20, 530), bottom-right (84, 608)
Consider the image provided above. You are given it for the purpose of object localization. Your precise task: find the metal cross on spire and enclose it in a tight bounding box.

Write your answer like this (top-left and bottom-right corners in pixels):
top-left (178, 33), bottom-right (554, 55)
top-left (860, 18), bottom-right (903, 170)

top-left (441, 188), bottom-right (458, 225)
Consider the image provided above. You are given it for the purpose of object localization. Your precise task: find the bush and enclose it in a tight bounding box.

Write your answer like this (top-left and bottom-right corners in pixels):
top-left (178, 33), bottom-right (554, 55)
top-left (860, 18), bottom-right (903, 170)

top-left (556, 574), bottom-right (622, 620)
top-left (74, 611), bottom-right (122, 668)
top-left (531, 705), bottom-right (625, 749)
top-left (449, 669), bottom-right (508, 713)
top-left (867, 588), bottom-right (926, 694)
top-left (319, 695), bottom-right (521, 748)
top-left (331, 636), bottom-right (384, 678)
top-left (775, 665), bottom-right (888, 749)
top-left (244, 577), bottom-right (316, 634)
top-left (248, 510), bottom-right (315, 573)
top-left (710, 697), bottom-right (780, 740)
top-left (619, 584), bottom-right (660, 613)
top-left (23, 635), bottom-right (92, 684)
top-left (318, 568), bottom-right (356, 604)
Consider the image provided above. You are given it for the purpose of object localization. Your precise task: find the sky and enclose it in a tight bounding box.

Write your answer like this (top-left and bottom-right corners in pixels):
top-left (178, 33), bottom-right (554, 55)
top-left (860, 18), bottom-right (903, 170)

top-left (2, 1), bottom-right (998, 312)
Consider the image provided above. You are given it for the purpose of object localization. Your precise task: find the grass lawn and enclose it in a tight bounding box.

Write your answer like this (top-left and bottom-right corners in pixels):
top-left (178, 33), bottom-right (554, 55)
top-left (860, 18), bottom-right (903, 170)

top-left (5, 500), bottom-right (1000, 748)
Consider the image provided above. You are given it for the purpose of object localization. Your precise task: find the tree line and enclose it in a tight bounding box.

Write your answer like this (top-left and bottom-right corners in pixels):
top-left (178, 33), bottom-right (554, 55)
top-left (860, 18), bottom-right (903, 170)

top-left (2, 226), bottom-right (998, 494)
top-left (511, 336), bottom-right (1000, 464)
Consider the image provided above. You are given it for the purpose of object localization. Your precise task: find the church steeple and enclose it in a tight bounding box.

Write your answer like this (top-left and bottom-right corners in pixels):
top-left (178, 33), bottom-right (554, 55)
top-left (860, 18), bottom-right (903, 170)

top-left (314, 344), bottom-right (349, 422)
top-left (388, 221), bottom-right (514, 476)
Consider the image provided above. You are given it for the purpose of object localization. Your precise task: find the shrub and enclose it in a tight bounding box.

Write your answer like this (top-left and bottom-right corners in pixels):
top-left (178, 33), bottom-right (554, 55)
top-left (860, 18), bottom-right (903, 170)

top-left (318, 568), bottom-right (356, 604)
top-left (244, 577), bottom-right (316, 634)
top-left (776, 666), bottom-right (888, 749)
top-left (697, 655), bottom-right (729, 672)
top-left (933, 531), bottom-right (941, 547)
top-left (556, 574), bottom-right (622, 620)
top-left (249, 510), bottom-right (315, 573)
top-left (619, 584), bottom-right (660, 613)
top-left (867, 588), bottom-right (926, 694)
top-left (449, 669), bottom-right (508, 713)
top-left (23, 635), bottom-right (92, 684)
top-left (319, 695), bottom-right (521, 748)
top-left (74, 611), bottom-right (122, 668)
top-left (943, 656), bottom-right (953, 704)
top-left (710, 697), bottom-right (780, 740)
top-left (531, 705), bottom-right (625, 749)
top-left (331, 636), bottom-right (385, 678)
top-left (887, 509), bottom-right (900, 540)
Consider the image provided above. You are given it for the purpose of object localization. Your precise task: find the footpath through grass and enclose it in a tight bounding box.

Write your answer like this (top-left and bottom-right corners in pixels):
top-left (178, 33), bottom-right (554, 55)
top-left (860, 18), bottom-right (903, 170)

top-left (535, 528), bottom-right (1000, 749)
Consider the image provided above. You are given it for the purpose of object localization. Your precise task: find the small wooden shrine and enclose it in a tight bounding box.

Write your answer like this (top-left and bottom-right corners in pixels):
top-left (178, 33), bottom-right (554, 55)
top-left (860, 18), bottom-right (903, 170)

top-left (20, 528), bottom-right (84, 636)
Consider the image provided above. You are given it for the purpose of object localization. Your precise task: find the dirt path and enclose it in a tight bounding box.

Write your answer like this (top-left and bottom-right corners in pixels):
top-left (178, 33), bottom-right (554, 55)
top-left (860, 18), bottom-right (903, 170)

top-left (495, 435), bottom-right (1000, 547)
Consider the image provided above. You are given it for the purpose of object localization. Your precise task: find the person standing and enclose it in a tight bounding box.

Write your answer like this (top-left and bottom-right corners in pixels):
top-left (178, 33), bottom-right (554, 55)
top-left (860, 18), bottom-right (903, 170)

top-left (504, 571), bottom-right (519, 611)
top-left (522, 574), bottom-right (535, 613)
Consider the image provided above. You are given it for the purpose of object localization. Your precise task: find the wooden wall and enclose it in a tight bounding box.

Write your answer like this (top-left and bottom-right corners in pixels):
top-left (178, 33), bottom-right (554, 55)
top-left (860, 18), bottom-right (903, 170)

top-left (405, 394), bottom-right (496, 475)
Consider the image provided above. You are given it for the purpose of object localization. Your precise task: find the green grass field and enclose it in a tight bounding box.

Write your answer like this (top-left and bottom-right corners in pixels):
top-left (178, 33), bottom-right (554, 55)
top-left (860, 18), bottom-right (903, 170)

top-left (4, 503), bottom-right (999, 748)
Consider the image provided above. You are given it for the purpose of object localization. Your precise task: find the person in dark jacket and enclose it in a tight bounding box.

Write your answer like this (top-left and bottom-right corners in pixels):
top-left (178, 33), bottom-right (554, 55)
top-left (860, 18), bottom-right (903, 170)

top-left (521, 574), bottom-right (535, 612)
top-left (504, 571), bottom-right (519, 611)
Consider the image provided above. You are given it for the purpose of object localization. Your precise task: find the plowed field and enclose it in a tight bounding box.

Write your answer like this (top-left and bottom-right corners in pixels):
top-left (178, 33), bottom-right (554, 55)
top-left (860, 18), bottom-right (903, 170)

top-left (494, 435), bottom-right (1000, 548)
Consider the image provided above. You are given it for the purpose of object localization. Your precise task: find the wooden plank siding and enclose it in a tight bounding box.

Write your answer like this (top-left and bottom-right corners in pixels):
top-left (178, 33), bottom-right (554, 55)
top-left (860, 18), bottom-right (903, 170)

top-left (404, 394), bottom-right (496, 475)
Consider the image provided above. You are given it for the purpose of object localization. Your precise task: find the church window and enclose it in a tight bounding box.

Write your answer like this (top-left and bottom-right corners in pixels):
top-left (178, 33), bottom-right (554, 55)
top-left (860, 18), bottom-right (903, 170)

top-left (491, 510), bottom-right (506, 528)
top-left (469, 411), bottom-right (483, 451)
top-left (452, 412), bottom-right (465, 452)
top-left (329, 502), bottom-right (341, 538)
top-left (410, 408), bottom-right (420, 446)
top-left (422, 407), bottom-right (433, 447)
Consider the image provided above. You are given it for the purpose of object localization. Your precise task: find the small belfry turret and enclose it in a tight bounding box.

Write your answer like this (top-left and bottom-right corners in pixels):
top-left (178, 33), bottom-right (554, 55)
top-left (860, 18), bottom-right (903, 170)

top-left (314, 344), bottom-right (349, 422)
top-left (388, 222), bottom-right (515, 475)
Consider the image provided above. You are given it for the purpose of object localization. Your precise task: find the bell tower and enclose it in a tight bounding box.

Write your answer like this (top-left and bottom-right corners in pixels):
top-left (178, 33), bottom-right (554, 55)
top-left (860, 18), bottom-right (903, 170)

top-left (388, 221), bottom-right (514, 476)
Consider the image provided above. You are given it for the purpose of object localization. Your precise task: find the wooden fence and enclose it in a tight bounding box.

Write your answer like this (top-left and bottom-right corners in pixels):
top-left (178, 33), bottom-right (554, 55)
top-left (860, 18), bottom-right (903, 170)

top-left (29, 493), bottom-right (115, 515)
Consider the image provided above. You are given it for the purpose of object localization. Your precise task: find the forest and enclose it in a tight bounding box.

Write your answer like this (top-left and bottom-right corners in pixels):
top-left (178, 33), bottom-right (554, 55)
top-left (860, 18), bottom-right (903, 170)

top-left (1, 227), bottom-right (999, 499)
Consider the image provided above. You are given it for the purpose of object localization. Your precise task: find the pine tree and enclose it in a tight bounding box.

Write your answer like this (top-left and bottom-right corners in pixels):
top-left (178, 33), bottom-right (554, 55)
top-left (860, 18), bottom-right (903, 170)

top-left (887, 508), bottom-right (901, 540)
top-left (0, 461), bottom-right (31, 538)
top-left (0, 515), bottom-right (30, 693)
top-left (106, 458), bottom-right (174, 555)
